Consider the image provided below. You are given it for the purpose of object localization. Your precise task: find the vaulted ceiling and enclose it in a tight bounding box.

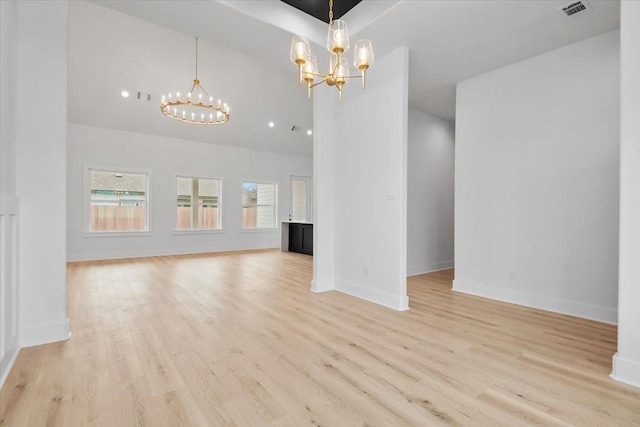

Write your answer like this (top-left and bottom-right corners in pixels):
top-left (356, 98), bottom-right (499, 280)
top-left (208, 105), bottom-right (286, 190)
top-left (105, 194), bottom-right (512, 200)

top-left (70, 0), bottom-right (620, 156)
top-left (280, 0), bottom-right (362, 23)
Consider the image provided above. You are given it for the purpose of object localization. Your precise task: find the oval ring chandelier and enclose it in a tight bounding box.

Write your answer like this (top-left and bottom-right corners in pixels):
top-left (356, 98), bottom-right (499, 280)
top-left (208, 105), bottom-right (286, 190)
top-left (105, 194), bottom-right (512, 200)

top-left (160, 37), bottom-right (230, 125)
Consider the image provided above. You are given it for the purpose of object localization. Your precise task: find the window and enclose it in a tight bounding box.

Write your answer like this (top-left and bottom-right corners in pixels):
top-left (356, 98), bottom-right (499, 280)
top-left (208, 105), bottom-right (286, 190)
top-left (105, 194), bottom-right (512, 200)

top-left (290, 175), bottom-right (311, 222)
top-left (89, 169), bottom-right (149, 232)
top-left (242, 181), bottom-right (277, 229)
top-left (177, 176), bottom-right (221, 230)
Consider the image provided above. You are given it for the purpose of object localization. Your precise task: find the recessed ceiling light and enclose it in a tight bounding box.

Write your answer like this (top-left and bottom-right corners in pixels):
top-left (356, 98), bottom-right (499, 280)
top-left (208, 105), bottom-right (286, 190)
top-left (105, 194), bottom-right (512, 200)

top-left (307, 129), bottom-right (313, 136)
top-left (268, 122), bottom-right (275, 128)
top-left (121, 90), bottom-right (129, 98)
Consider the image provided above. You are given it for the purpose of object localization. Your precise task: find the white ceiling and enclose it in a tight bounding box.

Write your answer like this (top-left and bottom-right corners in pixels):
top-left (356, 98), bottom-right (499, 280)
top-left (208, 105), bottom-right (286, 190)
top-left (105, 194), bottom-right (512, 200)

top-left (72, 0), bottom-right (620, 156)
top-left (69, 1), bottom-right (316, 157)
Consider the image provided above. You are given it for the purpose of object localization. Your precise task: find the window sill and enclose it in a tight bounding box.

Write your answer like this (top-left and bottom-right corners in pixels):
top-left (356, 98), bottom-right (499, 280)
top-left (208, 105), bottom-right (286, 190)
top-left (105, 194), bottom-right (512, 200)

top-left (172, 229), bottom-right (224, 235)
top-left (83, 230), bottom-right (152, 238)
top-left (240, 227), bottom-right (279, 233)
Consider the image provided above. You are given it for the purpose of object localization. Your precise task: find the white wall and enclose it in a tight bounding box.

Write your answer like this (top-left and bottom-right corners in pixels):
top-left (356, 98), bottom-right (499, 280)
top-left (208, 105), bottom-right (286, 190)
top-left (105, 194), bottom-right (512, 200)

top-left (313, 46), bottom-right (409, 310)
top-left (612, 2), bottom-right (640, 388)
top-left (15, 1), bottom-right (70, 348)
top-left (407, 109), bottom-right (455, 276)
top-left (454, 30), bottom-right (620, 324)
top-left (311, 88), bottom-right (336, 293)
top-left (67, 124), bottom-right (312, 261)
top-left (0, 0), bottom-right (20, 388)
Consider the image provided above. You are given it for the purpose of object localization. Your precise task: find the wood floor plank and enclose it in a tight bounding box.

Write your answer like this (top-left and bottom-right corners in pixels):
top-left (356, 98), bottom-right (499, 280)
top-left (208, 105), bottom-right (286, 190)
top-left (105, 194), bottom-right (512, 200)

top-left (169, 351), bottom-right (241, 425)
top-left (128, 325), bottom-right (186, 397)
top-left (104, 328), bottom-right (145, 384)
top-left (64, 368), bottom-right (110, 427)
top-left (153, 387), bottom-right (210, 427)
top-left (0, 347), bottom-right (47, 426)
top-left (96, 375), bottom-right (164, 426)
top-left (2, 251), bottom-right (640, 426)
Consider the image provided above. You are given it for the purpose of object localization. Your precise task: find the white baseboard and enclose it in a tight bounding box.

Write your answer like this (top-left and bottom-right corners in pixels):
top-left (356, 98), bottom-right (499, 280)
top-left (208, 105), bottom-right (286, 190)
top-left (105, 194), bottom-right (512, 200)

top-left (67, 244), bottom-right (280, 262)
top-left (452, 279), bottom-right (617, 325)
top-left (311, 278), bottom-right (334, 293)
top-left (0, 347), bottom-right (19, 389)
top-left (611, 353), bottom-right (640, 388)
top-left (407, 260), bottom-right (454, 277)
top-left (335, 279), bottom-right (409, 311)
top-left (20, 318), bottom-right (70, 348)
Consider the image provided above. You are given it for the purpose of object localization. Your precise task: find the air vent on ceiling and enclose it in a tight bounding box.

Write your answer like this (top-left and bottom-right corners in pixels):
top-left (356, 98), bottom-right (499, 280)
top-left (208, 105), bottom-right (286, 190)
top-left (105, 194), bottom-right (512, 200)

top-left (135, 91), bottom-right (152, 102)
top-left (558, 1), bottom-right (592, 19)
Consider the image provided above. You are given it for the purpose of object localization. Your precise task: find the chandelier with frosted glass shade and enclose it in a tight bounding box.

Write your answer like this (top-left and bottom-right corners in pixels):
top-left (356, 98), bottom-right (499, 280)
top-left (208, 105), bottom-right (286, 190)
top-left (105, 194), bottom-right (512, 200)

top-left (160, 37), bottom-right (230, 125)
top-left (289, 0), bottom-right (374, 102)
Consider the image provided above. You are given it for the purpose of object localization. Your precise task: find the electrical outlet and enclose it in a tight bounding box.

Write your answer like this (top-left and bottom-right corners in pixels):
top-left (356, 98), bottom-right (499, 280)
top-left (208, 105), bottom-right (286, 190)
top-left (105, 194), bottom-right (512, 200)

top-left (364, 266), bottom-right (369, 277)
top-left (508, 270), bottom-right (517, 280)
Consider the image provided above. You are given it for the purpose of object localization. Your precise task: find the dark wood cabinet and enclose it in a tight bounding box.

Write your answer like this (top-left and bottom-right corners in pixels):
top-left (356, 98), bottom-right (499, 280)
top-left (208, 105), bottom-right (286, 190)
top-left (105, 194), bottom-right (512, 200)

top-left (288, 223), bottom-right (313, 255)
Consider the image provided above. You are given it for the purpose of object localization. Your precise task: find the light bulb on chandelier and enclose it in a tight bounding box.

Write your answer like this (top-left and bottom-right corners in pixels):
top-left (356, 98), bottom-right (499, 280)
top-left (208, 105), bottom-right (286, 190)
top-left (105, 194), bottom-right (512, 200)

top-left (289, 0), bottom-right (374, 102)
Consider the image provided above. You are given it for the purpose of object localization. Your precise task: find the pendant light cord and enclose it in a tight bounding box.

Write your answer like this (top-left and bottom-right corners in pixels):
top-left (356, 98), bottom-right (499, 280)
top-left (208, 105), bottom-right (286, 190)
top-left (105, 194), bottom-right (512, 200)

top-left (329, 0), bottom-right (333, 25)
top-left (195, 37), bottom-right (199, 81)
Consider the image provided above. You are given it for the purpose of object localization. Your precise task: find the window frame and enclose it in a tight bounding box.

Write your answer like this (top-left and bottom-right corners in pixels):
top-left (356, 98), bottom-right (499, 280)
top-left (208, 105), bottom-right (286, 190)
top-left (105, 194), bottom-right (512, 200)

top-left (289, 174), bottom-right (313, 223)
top-left (173, 174), bottom-right (224, 234)
top-left (241, 179), bottom-right (279, 230)
top-left (83, 165), bottom-right (152, 237)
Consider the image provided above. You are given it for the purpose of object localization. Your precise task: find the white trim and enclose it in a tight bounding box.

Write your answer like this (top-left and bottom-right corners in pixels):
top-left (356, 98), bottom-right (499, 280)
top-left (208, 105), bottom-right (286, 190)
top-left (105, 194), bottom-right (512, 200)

top-left (289, 174), bottom-right (313, 223)
top-left (174, 172), bottom-right (223, 181)
top-left (174, 174), bottom-right (223, 231)
top-left (335, 279), bottom-right (409, 311)
top-left (241, 179), bottom-right (279, 229)
top-left (20, 318), bottom-right (70, 348)
top-left (67, 244), bottom-right (280, 262)
top-left (0, 346), bottom-right (19, 389)
top-left (83, 230), bottom-right (152, 238)
top-left (0, 204), bottom-right (20, 390)
top-left (172, 229), bottom-right (225, 235)
top-left (85, 164), bottom-right (151, 175)
top-left (311, 278), bottom-right (334, 293)
top-left (407, 260), bottom-right (454, 276)
top-left (239, 228), bottom-right (279, 233)
top-left (611, 353), bottom-right (640, 389)
top-left (452, 278), bottom-right (618, 324)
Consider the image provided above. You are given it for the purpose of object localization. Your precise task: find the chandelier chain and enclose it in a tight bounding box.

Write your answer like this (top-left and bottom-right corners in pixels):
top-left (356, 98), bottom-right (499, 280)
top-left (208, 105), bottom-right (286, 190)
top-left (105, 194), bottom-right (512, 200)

top-left (195, 37), bottom-right (199, 81)
top-left (329, 0), bottom-right (333, 25)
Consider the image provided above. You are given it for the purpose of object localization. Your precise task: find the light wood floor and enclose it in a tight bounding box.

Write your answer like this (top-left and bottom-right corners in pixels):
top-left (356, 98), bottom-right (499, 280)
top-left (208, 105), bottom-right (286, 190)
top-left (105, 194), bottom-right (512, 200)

top-left (1, 250), bottom-right (639, 426)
